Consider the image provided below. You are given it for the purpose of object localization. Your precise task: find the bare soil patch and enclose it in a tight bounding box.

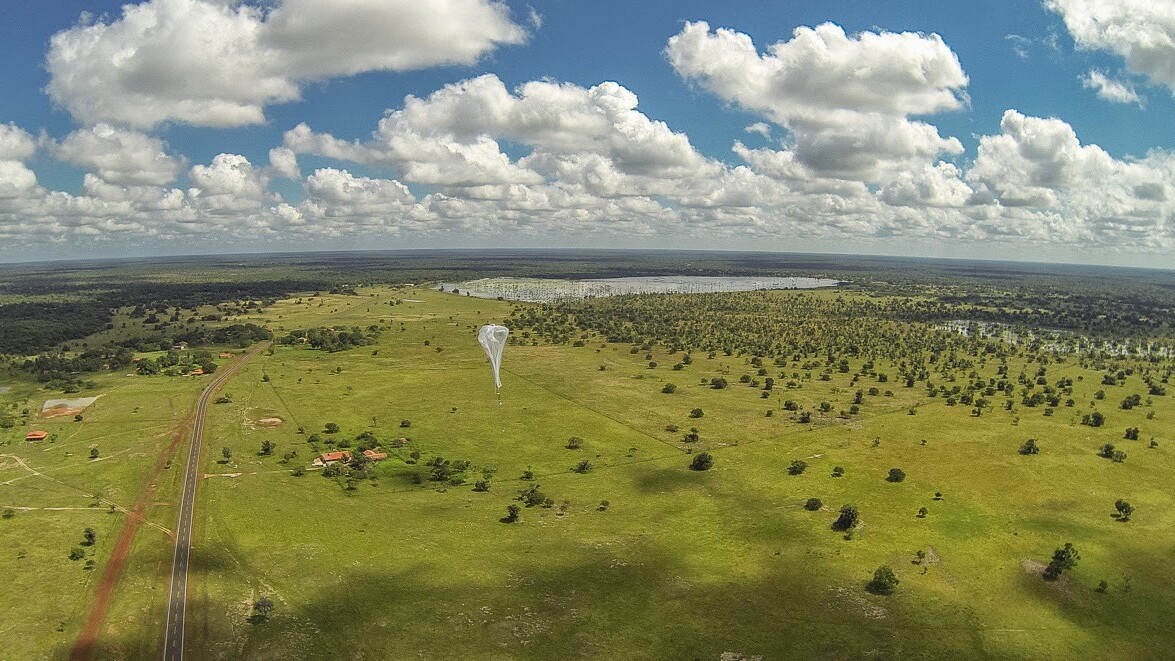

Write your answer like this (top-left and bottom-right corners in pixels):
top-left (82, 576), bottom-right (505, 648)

top-left (41, 396), bottom-right (100, 418)
top-left (256, 417), bottom-right (283, 427)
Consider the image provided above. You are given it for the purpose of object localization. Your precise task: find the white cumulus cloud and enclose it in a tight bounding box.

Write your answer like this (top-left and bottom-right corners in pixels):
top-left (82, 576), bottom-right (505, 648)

top-left (665, 21), bottom-right (968, 181)
top-left (1046, 0), bottom-right (1175, 93)
top-left (1082, 70), bottom-right (1145, 106)
top-left (53, 124), bottom-right (186, 185)
top-left (46, 0), bottom-right (527, 129)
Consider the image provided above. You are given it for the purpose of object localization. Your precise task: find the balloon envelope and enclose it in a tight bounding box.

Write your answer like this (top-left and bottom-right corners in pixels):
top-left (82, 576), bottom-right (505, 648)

top-left (478, 324), bottom-right (509, 390)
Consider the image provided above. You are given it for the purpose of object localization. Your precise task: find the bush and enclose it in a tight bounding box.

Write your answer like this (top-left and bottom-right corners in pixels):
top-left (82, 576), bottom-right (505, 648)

top-left (502, 504), bottom-right (520, 523)
top-left (1019, 438), bottom-right (1039, 455)
top-left (689, 452), bottom-right (713, 471)
top-left (400, 419), bottom-right (411, 428)
top-left (661, 383), bottom-right (677, 394)
top-left (886, 468), bottom-right (906, 483)
top-left (831, 466), bottom-right (844, 477)
top-left (788, 460), bottom-right (808, 475)
top-left (804, 497), bottom-right (822, 511)
top-left (573, 459), bottom-right (592, 473)
top-left (689, 408), bottom-right (704, 418)
top-left (565, 436), bottom-right (584, 450)
top-left (832, 504), bottom-right (859, 531)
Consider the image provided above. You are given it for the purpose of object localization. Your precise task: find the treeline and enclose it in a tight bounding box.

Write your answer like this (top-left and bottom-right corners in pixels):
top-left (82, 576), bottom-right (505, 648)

top-left (18, 323), bottom-right (270, 386)
top-left (278, 326), bottom-right (380, 352)
top-left (0, 301), bottom-right (113, 355)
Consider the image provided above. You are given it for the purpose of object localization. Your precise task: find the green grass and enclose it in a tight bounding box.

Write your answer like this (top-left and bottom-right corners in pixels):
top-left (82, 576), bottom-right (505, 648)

top-left (180, 286), bottom-right (1175, 659)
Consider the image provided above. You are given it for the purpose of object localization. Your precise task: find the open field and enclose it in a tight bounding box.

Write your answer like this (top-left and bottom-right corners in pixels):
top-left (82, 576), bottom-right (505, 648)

top-left (182, 284), bottom-right (1174, 659)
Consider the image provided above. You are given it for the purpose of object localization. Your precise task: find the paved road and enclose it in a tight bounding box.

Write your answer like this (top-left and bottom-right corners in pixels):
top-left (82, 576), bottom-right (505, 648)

top-left (162, 343), bottom-right (268, 661)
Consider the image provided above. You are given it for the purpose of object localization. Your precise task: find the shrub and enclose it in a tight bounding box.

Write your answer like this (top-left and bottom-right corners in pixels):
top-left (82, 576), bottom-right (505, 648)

top-left (689, 408), bottom-right (704, 418)
top-left (566, 436), bottom-right (584, 450)
top-left (804, 497), bottom-right (823, 511)
top-left (886, 468), bottom-right (906, 483)
top-left (788, 460), bottom-right (808, 476)
top-left (573, 459), bottom-right (592, 474)
top-left (832, 504), bottom-right (859, 531)
top-left (661, 383), bottom-right (677, 394)
top-left (689, 452), bottom-right (713, 471)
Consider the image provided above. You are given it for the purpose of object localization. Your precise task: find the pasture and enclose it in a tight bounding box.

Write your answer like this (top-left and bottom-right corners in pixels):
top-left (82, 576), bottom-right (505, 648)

top-left (183, 285), bottom-right (1175, 659)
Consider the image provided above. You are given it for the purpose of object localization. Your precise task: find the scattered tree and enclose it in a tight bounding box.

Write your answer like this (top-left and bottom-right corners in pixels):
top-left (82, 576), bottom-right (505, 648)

top-left (689, 408), bottom-right (704, 418)
top-left (260, 440), bottom-right (274, 456)
top-left (252, 596), bottom-right (275, 622)
top-left (89, 448), bottom-right (99, 460)
top-left (573, 459), bottom-right (592, 473)
top-left (886, 468), bottom-right (906, 483)
top-left (502, 504), bottom-right (520, 523)
top-left (661, 383), bottom-right (677, 394)
top-left (323, 422), bottom-right (340, 434)
top-left (866, 565), bottom-right (900, 595)
top-left (221, 447), bottom-right (232, 462)
top-left (1115, 499), bottom-right (1134, 521)
top-left (917, 507), bottom-right (928, 518)
top-left (832, 504), bottom-right (859, 531)
top-left (1019, 438), bottom-right (1039, 455)
top-left (82, 528), bottom-right (96, 546)
top-left (1043, 542), bottom-right (1079, 581)
top-left (565, 436), bottom-right (584, 450)
top-left (788, 460), bottom-right (808, 475)
top-left (831, 466), bottom-right (844, 478)
top-left (804, 497), bottom-right (823, 511)
top-left (689, 452), bottom-right (713, 471)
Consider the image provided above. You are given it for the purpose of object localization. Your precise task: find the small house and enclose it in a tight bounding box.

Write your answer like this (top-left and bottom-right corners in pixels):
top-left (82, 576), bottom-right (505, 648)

top-left (25, 430), bottom-right (48, 442)
top-left (362, 449), bottom-right (388, 461)
top-left (190, 368), bottom-right (205, 376)
top-left (314, 451), bottom-right (351, 466)
top-left (219, 352), bottom-right (233, 359)
top-left (172, 341), bottom-right (188, 350)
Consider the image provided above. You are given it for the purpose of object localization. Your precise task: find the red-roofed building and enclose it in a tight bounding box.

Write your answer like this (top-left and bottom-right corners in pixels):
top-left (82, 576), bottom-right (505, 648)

top-left (25, 430), bottom-right (48, 442)
top-left (312, 450), bottom-right (352, 467)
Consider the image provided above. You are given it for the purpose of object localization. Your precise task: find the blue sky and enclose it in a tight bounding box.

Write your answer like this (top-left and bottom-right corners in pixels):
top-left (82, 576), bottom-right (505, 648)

top-left (0, 0), bottom-right (1173, 266)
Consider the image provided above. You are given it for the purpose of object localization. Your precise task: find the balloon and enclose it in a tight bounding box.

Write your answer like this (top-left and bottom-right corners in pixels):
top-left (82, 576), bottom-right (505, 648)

top-left (477, 324), bottom-right (509, 391)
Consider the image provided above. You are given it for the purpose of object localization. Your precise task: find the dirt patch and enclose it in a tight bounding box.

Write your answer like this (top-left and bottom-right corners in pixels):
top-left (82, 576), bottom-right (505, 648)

top-left (256, 417), bottom-right (283, 427)
top-left (925, 546), bottom-right (941, 564)
top-left (41, 396), bottom-right (99, 418)
top-left (69, 417), bottom-right (189, 660)
top-left (1021, 558), bottom-right (1046, 575)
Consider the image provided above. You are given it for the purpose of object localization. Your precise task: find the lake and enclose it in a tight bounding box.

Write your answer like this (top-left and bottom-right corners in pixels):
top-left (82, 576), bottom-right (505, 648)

top-left (437, 275), bottom-right (842, 302)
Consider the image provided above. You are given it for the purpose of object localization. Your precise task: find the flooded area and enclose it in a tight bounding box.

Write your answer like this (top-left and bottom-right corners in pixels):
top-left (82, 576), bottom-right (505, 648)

top-left (437, 275), bottom-right (843, 302)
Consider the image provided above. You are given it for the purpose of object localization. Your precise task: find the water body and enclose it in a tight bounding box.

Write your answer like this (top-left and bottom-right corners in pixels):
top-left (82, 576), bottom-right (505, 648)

top-left (438, 275), bottom-right (843, 302)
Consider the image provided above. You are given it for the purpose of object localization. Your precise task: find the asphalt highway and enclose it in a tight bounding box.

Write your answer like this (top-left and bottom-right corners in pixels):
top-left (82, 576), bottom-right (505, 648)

top-left (162, 342), bottom-right (268, 661)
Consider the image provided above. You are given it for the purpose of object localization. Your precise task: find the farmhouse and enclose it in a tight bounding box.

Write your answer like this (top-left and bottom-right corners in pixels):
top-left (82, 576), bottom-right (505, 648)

top-left (218, 352), bottom-right (233, 359)
top-left (25, 430), bottom-right (48, 442)
top-left (312, 450), bottom-right (352, 467)
top-left (362, 449), bottom-right (387, 461)
top-left (190, 368), bottom-right (205, 376)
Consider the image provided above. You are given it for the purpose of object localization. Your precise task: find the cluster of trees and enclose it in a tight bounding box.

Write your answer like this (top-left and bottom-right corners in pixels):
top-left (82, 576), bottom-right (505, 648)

top-left (278, 326), bottom-right (380, 352)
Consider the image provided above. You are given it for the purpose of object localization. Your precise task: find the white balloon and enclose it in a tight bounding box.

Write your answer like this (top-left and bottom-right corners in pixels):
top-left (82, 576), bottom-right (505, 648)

top-left (477, 324), bottom-right (509, 391)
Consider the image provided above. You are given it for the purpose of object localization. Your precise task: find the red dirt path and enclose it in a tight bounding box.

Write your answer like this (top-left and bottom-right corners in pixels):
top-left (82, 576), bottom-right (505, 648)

top-left (68, 417), bottom-right (192, 661)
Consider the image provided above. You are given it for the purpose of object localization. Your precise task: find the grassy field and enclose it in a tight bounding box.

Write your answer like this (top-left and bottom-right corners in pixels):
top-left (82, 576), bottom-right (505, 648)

top-left (181, 285), bottom-right (1175, 660)
top-left (0, 347), bottom-right (262, 659)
